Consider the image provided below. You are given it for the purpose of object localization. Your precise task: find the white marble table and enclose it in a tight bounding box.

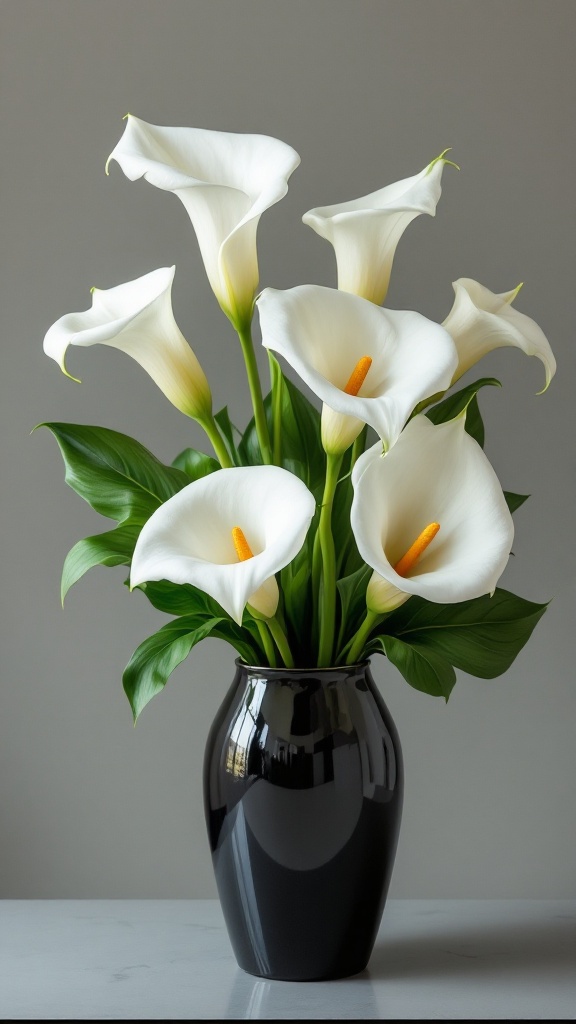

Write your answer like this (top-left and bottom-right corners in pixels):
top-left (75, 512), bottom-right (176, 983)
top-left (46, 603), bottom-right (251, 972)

top-left (1, 900), bottom-right (575, 1019)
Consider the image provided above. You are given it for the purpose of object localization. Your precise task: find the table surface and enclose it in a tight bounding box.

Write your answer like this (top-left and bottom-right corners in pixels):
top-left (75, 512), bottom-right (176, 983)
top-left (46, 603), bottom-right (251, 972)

top-left (1, 899), bottom-right (575, 1020)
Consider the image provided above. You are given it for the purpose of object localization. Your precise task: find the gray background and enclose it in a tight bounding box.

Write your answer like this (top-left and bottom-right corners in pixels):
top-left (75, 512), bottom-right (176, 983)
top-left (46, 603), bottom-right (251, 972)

top-left (1, 0), bottom-right (574, 899)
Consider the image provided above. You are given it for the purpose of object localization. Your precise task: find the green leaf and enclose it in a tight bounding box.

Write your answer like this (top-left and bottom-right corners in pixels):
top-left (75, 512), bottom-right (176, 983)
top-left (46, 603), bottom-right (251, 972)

top-left (123, 613), bottom-right (261, 720)
top-left (123, 616), bottom-right (225, 721)
top-left (237, 393), bottom-right (273, 467)
top-left (40, 423), bottom-right (189, 524)
top-left (280, 541), bottom-right (315, 663)
top-left (383, 589), bottom-right (548, 679)
top-left (427, 377), bottom-right (501, 448)
top-left (462, 394), bottom-right (485, 447)
top-left (239, 366), bottom-right (326, 497)
top-left (62, 522), bottom-right (141, 602)
top-left (171, 448), bottom-right (220, 480)
top-left (369, 635), bottom-right (457, 700)
top-left (214, 407), bottom-right (241, 465)
top-left (136, 579), bottom-right (225, 618)
top-left (504, 491), bottom-right (530, 514)
top-left (336, 563), bottom-right (372, 650)
top-left (279, 374), bottom-right (326, 498)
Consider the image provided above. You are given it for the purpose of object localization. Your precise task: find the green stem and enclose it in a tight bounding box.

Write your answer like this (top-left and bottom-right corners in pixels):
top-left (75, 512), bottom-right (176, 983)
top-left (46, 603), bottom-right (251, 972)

top-left (268, 351), bottom-right (283, 466)
top-left (237, 321), bottom-right (272, 465)
top-left (267, 616), bottom-right (294, 668)
top-left (346, 609), bottom-right (382, 665)
top-left (255, 618), bottom-right (277, 667)
top-left (198, 413), bottom-right (233, 468)
top-left (317, 453), bottom-right (343, 666)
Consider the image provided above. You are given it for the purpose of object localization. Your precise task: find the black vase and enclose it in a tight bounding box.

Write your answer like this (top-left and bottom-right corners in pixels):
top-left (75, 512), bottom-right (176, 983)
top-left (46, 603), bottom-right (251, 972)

top-left (203, 660), bottom-right (403, 982)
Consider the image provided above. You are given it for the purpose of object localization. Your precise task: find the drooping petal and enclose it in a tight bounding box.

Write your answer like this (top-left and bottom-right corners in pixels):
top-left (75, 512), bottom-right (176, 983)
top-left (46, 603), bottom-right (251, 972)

top-left (130, 466), bottom-right (316, 625)
top-left (107, 116), bottom-right (300, 325)
top-left (257, 285), bottom-right (458, 453)
top-left (303, 152), bottom-right (454, 305)
top-left (43, 267), bottom-right (212, 420)
top-left (351, 414), bottom-right (514, 607)
top-left (443, 278), bottom-right (556, 392)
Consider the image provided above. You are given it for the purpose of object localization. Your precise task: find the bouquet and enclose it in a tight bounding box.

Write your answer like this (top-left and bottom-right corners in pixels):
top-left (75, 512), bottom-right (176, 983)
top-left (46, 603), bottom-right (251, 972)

top-left (41, 116), bottom-right (554, 721)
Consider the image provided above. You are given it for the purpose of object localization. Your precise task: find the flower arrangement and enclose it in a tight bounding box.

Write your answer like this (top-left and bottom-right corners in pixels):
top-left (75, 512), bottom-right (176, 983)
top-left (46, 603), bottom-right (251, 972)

top-left (41, 116), bottom-right (555, 721)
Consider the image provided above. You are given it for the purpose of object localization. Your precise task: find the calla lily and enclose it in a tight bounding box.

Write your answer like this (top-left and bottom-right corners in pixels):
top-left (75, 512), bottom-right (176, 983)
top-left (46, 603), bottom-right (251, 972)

top-left (302, 151), bottom-right (455, 305)
top-left (107, 115), bottom-right (300, 327)
top-left (443, 278), bottom-right (556, 391)
top-left (351, 414), bottom-right (514, 613)
top-left (257, 284), bottom-right (458, 454)
top-left (130, 466), bottom-right (316, 625)
top-left (43, 266), bottom-right (212, 421)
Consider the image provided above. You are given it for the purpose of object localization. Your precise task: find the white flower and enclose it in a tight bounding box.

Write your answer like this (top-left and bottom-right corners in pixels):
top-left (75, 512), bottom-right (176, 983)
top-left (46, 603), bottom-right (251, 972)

top-left (257, 284), bottom-right (458, 454)
top-left (107, 115), bottom-right (300, 326)
top-left (351, 414), bottom-right (514, 612)
top-left (43, 266), bottom-right (212, 420)
top-left (302, 151), bottom-right (454, 305)
top-left (130, 466), bottom-right (316, 625)
top-left (443, 278), bottom-right (556, 392)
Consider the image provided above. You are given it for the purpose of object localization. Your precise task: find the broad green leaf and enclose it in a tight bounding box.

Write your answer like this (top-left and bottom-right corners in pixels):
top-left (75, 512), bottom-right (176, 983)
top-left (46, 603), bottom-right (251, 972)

top-left (333, 454), bottom-right (363, 577)
top-left (123, 616), bottom-right (225, 721)
top-left (383, 589), bottom-right (548, 679)
top-left (214, 407), bottom-right (241, 465)
top-left (336, 563), bottom-right (372, 651)
top-left (62, 522), bottom-right (141, 602)
top-left (240, 365), bottom-right (326, 497)
top-left (462, 394), bottom-right (485, 447)
top-left (280, 541), bottom-right (315, 663)
top-left (369, 635), bottom-right (456, 700)
top-left (279, 374), bottom-right (326, 498)
top-left (427, 377), bottom-right (501, 448)
top-left (136, 579), bottom-right (225, 618)
top-left (504, 491), bottom-right (530, 514)
top-left (40, 423), bottom-right (188, 524)
top-left (171, 448), bottom-right (220, 480)
top-left (237, 393), bottom-right (273, 467)
top-left (124, 613), bottom-right (261, 720)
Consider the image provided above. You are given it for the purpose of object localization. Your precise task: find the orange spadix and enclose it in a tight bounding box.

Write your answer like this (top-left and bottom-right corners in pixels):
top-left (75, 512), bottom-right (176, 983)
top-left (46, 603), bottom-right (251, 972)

top-left (394, 522), bottom-right (440, 577)
top-left (232, 526), bottom-right (254, 562)
top-left (344, 355), bottom-right (372, 396)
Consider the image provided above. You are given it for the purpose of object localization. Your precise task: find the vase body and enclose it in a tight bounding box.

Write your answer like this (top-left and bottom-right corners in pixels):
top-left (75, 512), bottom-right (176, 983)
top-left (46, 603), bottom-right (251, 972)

top-left (203, 660), bottom-right (403, 981)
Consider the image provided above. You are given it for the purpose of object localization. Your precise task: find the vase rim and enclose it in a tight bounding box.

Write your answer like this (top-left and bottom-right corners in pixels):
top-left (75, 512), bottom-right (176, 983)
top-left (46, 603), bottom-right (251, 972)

top-left (235, 658), bottom-right (371, 676)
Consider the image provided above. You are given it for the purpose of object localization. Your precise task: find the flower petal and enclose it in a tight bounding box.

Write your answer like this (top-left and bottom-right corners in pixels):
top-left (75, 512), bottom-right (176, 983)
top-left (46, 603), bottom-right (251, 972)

top-left (257, 284), bottom-right (458, 452)
top-left (107, 116), bottom-right (300, 324)
top-left (43, 267), bottom-right (212, 419)
top-left (130, 466), bottom-right (316, 624)
top-left (303, 153), bottom-right (452, 304)
top-left (443, 278), bottom-right (556, 392)
top-left (351, 414), bottom-right (514, 605)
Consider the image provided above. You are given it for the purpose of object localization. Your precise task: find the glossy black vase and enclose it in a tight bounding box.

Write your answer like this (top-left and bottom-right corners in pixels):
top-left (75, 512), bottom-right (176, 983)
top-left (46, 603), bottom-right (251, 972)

top-left (203, 660), bottom-right (403, 981)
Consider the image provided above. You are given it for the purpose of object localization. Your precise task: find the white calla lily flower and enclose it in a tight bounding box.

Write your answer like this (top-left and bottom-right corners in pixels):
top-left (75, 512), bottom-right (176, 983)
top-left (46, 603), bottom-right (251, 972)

top-left (303, 151), bottom-right (455, 305)
top-left (43, 266), bottom-right (212, 420)
top-left (257, 284), bottom-right (458, 454)
top-left (351, 414), bottom-right (514, 613)
top-left (107, 115), bottom-right (300, 326)
top-left (443, 278), bottom-right (556, 392)
top-left (130, 466), bottom-right (316, 625)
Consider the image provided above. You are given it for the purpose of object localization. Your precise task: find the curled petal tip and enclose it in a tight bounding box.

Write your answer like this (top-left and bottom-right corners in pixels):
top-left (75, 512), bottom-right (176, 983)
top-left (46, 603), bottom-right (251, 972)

top-left (428, 148), bottom-right (460, 173)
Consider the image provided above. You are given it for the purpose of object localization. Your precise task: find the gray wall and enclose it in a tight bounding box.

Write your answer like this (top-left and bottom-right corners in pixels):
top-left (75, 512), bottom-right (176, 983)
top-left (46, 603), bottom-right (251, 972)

top-left (1, 0), bottom-right (574, 898)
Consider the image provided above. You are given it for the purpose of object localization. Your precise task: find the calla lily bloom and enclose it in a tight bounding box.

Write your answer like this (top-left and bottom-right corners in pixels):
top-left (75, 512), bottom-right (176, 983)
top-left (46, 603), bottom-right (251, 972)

top-left (351, 414), bottom-right (514, 613)
top-left (443, 278), bottom-right (556, 392)
top-left (257, 284), bottom-right (458, 454)
top-left (302, 151), bottom-right (455, 305)
top-left (107, 115), bottom-right (300, 327)
top-left (43, 266), bottom-right (212, 421)
top-left (130, 466), bottom-right (316, 625)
